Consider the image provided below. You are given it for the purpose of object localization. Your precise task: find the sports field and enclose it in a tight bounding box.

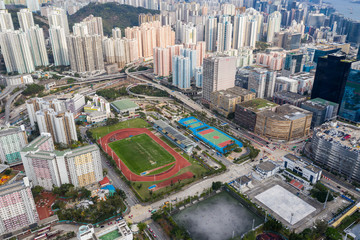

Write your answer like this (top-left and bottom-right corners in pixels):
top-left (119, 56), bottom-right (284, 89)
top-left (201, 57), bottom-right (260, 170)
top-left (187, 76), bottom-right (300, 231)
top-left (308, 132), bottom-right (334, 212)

top-left (108, 133), bottom-right (175, 175)
top-left (199, 128), bottom-right (233, 148)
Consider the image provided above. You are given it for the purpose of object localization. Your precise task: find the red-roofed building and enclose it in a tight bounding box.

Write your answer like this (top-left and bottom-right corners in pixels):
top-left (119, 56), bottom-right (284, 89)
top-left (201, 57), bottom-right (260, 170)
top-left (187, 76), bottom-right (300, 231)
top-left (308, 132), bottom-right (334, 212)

top-left (99, 176), bottom-right (110, 187)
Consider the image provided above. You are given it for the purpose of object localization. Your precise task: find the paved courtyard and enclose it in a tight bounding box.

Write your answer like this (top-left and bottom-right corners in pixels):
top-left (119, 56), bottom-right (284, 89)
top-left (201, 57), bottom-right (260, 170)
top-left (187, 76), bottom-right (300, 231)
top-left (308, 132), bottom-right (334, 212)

top-left (255, 185), bottom-right (316, 225)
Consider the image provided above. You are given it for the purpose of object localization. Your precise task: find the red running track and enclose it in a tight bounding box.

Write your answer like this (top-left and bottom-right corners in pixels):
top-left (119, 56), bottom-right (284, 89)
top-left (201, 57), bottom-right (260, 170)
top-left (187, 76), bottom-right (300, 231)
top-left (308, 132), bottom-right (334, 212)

top-left (98, 128), bottom-right (191, 182)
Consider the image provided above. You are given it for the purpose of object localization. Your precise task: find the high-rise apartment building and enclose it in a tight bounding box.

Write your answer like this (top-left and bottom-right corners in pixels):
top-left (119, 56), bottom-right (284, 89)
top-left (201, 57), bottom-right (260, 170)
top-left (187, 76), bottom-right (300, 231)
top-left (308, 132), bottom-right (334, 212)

top-left (17, 8), bottom-right (34, 31)
top-left (153, 47), bottom-right (171, 77)
top-left (202, 56), bottom-right (236, 102)
top-left (0, 126), bottom-right (27, 165)
top-left (48, 7), bottom-right (70, 34)
top-left (49, 26), bottom-right (69, 66)
top-left (205, 16), bottom-right (217, 52)
top-left (195, 67), bottom-right (203, 88)
top-left (248, 67), bottom-right (276, 98)
top-left (125, 21), bottom-right (175, 59)
top-left (217, 19), bottom-right (232, 52)
top-left (266, 11), bottom-right (281, 43)
top-left (0, 30), bottom-right (35, 74)
top-left (26, 0), bottom-right (39, 11)
top-left (27, 25), bottom-right (49, 67)
top-left (172, 55), bottom-right (191, 89)
top-left (79, 15), bottom-right (103, 36)
top-left (256, 51), bottom-right (286, 70)
top-left (0, 178), bottom-right (39, 235)
top-left (21, 133), bottom-right (103, 191)
top-left (0, 9), bottom-right (14, 31)
top-left (112, 27), bottom-right (121, 38)
top-left (35, 109), bottom-right (77, 145)
top-left (180, 48), bottom-right (197, 79)
top-left (67, 34), bottom-right (104, 73)
top-left (311, 53), bottom-right (353, 105)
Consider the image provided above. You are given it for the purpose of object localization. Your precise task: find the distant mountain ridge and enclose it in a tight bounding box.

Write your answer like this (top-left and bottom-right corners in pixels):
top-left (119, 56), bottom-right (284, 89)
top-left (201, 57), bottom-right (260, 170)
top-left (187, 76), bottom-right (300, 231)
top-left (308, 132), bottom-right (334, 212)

top-left (68, 2), bottom-right (160, 36)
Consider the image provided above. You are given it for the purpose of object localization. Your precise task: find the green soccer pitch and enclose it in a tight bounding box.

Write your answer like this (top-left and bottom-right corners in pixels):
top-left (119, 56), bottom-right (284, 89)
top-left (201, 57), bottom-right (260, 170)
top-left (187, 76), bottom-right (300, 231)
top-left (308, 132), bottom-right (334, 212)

top-left (108, 133), bottom-right (175, 175)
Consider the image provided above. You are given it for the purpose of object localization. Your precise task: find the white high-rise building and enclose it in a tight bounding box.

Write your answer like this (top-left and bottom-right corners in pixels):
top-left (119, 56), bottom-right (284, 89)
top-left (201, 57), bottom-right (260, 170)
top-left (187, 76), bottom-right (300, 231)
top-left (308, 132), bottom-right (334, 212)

top-left (267, 11), bottom-right (281, 43)
top-left (49, 26), bottom-right (69, 66)
top-left (205, 16), bottom-right (217, 52)
top-left (21, 133), bottom-right (103, 191)
top-left (35, 109), bottom-right (78, 145)
top-left (26, 0), bottom-right (40, 12)
top-left (233, 14), bottom-right (247, 49)
top-left (0, 9), bottom-right (14, 31)
top-left (48, 8), bottom-right (70, 34)
top-left (112, 27), bottom-right (122, 38)
top-left (17, 9), bottom-right (34, 31)
top-left (27, 25), bottom-right (49, 67)
top-left (217, 19), bottom-right (232, 52)
top-left (0, 30), bottom-right (35, 74)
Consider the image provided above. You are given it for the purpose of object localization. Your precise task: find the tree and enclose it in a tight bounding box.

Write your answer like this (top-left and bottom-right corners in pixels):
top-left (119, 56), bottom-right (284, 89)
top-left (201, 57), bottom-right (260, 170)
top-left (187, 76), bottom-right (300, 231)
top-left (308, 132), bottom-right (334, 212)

top-left (22, 84), bottom-right (45, 96)
top-left (311, 183), bottom-right (334, 203)
top-left (313, 219), bottom-right (328, 236)
top-left (263, 218), bottom-right (283, 232)
top-left (243, 231), bottom-right (256, 240)
top-left (103, 168), bottom-right (108, 176)
top-left (4, 169), bottom-right (12, 175)
top-left (211, 181), bottom-right (222, 190)
top-left (31, 185), bottom-right (44, 198)
top-left (137, 222), bottom-right (147, 233)
top-left (325, 227), bottom-right (341, 240)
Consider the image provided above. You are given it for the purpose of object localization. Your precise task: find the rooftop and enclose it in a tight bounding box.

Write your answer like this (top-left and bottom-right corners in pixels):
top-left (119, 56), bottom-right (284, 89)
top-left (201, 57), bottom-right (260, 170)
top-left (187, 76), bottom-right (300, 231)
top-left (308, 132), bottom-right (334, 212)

top-left (274, 91), bottom-right (307, 101)
top-left (314, 121), bottom-right (360, 152)
top-left (154, 120), bottom-right (196, 147)
top-left (283, 154), bottom-right (321, 173)
top-left (256, 161), bottom-right (277, 172)
top-left (301, 98), bottom-right (339, 110)
top-left (111, 99), bottom-right (139, 111)
top-left (238, 98), bottom-right (278, 112)
top-left (259, 104), bottom-right (312, 121)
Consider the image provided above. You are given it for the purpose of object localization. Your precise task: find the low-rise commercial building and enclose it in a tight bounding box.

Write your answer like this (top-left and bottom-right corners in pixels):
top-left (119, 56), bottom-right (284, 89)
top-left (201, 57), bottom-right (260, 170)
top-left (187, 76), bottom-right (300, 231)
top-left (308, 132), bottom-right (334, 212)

top-left (254, 104), bottom-right (312, 141)
top-left (300, 98), bottom-right (338, 127)
top-left (308, 121), bottom-right (360, 182)
top-left (235, 98), bottom-right (278, 131)
top-left (94, 220), bottom-right (133, 240)
top-left (210, 87), bottom-right (255, 117)
top-left (283, 154), bottom-right (322, 184)
top-left (255, 161), bottom-right (280, 178)
top-left (273, 91), bottom-right (307, 107)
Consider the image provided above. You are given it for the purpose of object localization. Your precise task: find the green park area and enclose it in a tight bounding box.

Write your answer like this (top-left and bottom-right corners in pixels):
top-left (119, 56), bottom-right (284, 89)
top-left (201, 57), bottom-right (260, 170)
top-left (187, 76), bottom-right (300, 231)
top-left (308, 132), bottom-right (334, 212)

top-left (109, 134), bottom-right (175, 175)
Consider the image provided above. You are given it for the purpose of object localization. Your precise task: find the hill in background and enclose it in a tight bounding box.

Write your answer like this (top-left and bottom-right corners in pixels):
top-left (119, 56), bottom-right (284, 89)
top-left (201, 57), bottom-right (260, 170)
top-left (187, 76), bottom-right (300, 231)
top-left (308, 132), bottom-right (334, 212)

top-left (68, 2), bottom-right (160, 36)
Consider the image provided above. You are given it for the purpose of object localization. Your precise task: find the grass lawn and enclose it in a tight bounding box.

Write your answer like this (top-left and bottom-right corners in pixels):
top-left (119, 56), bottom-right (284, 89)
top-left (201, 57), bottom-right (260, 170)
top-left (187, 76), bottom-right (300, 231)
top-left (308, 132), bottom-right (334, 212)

top-left (132, 152), bottom-right (207, 200)
top-left (148, 164), bottom-right (175, 175)
top-left (90, 118), bottom-right (150, 139)
top-left (109, 134), bottom-right (175, 175)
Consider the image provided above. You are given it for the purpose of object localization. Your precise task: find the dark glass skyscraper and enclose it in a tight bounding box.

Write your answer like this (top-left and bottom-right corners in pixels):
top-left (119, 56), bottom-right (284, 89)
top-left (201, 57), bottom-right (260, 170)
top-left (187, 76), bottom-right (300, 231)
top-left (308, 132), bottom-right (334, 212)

top-left (338, 62), bottom-right (360, 123)
top-left (311, 53), bottom-right (353, 105)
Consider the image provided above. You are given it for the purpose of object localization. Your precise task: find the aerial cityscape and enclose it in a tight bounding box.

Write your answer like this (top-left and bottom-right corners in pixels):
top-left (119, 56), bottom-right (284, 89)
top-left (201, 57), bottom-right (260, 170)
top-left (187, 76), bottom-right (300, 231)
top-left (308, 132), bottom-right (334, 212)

top-left (0, 0), bottom-right (359, 239)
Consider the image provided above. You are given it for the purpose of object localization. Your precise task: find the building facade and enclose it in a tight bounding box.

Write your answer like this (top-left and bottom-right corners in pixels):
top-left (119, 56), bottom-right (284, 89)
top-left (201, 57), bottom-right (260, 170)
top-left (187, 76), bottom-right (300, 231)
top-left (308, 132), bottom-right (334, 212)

top-left (21, 133), bottom-right (103, 190)
top-left (0, 126), bottom-right (27, 165)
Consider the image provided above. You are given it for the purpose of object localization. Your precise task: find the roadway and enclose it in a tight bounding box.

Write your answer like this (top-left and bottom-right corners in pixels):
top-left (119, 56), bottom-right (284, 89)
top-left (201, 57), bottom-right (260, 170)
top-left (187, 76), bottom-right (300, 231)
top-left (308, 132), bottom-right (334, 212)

top-left (0, 85), bottom-right (16, 101)
top-left (5, 89), bottom-right (23, 124)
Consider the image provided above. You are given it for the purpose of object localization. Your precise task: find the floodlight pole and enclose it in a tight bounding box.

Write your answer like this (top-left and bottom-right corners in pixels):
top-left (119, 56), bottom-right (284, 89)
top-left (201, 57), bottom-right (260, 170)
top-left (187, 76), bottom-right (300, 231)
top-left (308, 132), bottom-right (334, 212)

top-left (323, 190), bottom-right (330, 209)
top-left (252, 219), bottom-right (255, 230)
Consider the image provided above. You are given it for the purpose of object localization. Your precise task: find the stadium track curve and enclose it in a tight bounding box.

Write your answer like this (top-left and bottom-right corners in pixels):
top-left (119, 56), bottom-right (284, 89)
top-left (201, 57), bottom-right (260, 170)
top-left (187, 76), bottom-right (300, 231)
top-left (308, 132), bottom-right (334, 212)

top-left (98, 128), bottom-right (191, 182)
